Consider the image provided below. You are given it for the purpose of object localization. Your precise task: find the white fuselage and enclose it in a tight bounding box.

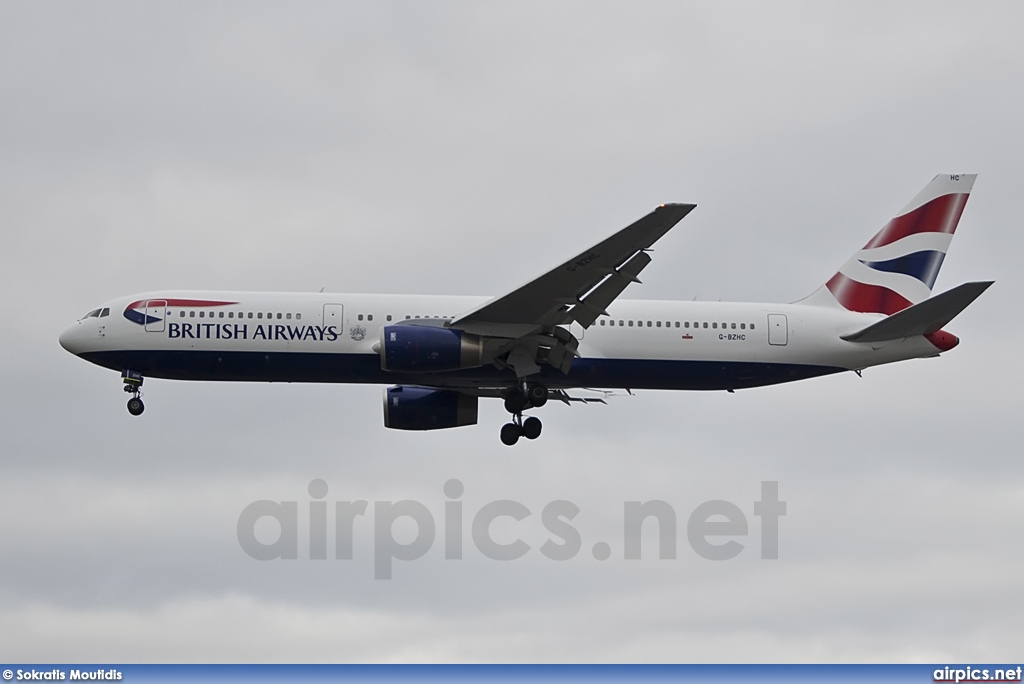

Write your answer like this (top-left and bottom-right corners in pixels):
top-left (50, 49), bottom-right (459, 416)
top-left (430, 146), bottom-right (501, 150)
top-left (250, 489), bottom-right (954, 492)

top-left (59, 290), bottom-right (947, 392)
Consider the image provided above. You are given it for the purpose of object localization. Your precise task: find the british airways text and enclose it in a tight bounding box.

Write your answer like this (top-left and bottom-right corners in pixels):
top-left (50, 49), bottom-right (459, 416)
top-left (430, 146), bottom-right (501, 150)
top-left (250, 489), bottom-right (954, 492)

top-left (167, 323), bottom-right (340, 341)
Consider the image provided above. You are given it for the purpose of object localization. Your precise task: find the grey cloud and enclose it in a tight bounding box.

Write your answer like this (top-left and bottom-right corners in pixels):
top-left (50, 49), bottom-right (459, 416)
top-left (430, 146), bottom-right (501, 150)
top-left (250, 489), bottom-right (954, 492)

top-left (1, 0), bottom-right (1022, 663)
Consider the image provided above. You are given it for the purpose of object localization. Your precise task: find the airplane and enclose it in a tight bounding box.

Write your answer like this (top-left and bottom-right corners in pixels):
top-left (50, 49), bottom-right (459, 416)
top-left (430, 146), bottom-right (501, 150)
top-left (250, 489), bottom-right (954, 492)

top-left (59, 174), bottom-right (992, 445)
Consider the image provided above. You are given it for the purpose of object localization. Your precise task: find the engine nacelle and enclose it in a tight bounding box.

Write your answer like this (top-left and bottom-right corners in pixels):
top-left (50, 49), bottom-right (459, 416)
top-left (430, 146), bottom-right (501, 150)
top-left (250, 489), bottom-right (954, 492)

top-left (383, 386), bottom-right (478, 431)
top-left (380, 325), bottom-right (484, 373)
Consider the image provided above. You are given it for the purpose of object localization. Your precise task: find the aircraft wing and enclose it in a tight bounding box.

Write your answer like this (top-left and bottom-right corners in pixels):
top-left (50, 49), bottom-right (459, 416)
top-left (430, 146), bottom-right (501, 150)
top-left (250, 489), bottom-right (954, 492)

top-left (450, 203), bottom-right (696, 337)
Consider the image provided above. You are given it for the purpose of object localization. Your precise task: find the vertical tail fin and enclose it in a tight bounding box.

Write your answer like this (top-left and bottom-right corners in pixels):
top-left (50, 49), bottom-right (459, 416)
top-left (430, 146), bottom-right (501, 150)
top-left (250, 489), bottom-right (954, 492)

top-left (800, 174), bottom-right (976, 314)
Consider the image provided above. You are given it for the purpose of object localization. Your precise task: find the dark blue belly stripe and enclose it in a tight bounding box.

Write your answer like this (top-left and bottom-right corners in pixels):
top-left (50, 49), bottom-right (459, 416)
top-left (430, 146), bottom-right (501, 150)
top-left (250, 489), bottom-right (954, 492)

top-left (80, 350), bottom-right (845, 392)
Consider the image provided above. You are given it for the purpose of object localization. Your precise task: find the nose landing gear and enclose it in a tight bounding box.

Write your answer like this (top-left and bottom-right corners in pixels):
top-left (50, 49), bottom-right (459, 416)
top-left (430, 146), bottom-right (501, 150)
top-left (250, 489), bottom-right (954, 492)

top-left (500, 383), bottom-right (547, 446)
top-left (122, 370), bottom-right (145, 416)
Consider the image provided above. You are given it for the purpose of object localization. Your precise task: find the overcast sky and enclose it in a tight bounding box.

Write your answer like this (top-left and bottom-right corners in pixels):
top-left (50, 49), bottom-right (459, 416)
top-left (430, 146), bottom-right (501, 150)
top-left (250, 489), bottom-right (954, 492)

top-left (1, 1), bottom-right (1022, 664)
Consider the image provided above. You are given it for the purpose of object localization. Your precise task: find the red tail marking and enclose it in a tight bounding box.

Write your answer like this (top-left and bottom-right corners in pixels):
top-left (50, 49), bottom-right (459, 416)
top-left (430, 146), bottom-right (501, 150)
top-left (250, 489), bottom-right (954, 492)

top-left (864, 193), bottom-right (969, 249)
top-left (825, 273), bottom-right (913, 315)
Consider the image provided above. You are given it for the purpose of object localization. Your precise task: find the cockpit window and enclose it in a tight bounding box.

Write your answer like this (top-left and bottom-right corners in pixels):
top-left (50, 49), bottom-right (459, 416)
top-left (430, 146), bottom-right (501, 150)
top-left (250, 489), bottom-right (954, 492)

top-left (79, 309), bottom-right (101, 320)
top-left (99, 308), bottom-right (110, 318)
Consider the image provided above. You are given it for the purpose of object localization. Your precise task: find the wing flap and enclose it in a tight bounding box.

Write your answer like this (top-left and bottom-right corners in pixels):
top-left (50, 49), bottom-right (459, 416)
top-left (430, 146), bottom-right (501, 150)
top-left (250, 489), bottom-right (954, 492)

top-left (570, 251), bottom-right (652, 327)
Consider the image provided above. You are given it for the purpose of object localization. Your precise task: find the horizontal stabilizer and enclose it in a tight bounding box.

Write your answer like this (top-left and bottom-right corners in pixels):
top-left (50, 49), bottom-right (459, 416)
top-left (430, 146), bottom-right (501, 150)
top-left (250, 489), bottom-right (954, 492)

top-left (841, 281), bottom-right (993, 343)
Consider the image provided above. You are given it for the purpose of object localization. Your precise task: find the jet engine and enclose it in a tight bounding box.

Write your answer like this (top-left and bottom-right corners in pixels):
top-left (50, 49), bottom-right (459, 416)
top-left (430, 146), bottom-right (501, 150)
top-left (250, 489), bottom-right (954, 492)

top-left (379, 325), bottom-right (484, 372)
top-left (382, 386), bottom-right (478, 431)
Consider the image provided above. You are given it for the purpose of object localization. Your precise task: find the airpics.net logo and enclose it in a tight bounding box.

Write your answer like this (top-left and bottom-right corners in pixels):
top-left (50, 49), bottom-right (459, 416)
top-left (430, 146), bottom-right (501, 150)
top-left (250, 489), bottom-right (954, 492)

top-left (236, 480), bottom-right (786, 579)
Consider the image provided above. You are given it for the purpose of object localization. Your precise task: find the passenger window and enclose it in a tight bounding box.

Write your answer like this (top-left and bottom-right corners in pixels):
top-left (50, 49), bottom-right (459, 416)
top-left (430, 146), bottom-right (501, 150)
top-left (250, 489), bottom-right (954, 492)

top-left (368, 314), bottom-right (373, 321)
top-left (387, 315), bottom-right (392, 321)
top-left (276, 313), bottom-right (282, 320)
top-left (656, 321), bottom-right (661, 327)
top-left (257, 313), bottom-right (263, 319)
top-left (190, 311), bottom-right (196, 318)
top-left (248, 312), bottom-right (254, 319)
top-left (750, 323), bottom-right (755, 329)
top-left (286, 313), bottom-right (292, 320)
top-left (702, 322), bottom-right (708, 328)
top-left (684, 322), bottom-right (690, 328)
top-left (731, 323), bottom-right (736, 329)
top-left (180, 311), bottom-right (185, 317)
top-left (647, 321), bottom-right (652, 327)
top-left (599, 320), bottom-right (605, 326)
top-left (218, 312), bottom-right (224, 318)
top-left (357, 314), bottom-right (363, 321)
top-left (628, 321), bottom-right (633, 327)
top-left (712, 322), bottom-right (717, 329)
top-left (296, 313), bottom-right (301, 320)
top-left (740, 323), bottom-right (745, 329)
top-left (199, 311), bottom-right (205, 318)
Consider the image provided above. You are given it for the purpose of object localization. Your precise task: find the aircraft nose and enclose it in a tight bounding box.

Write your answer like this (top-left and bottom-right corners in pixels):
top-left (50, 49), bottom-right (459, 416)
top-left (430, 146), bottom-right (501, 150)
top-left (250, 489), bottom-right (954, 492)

top-left (59, 323), bottom-right (85, 355)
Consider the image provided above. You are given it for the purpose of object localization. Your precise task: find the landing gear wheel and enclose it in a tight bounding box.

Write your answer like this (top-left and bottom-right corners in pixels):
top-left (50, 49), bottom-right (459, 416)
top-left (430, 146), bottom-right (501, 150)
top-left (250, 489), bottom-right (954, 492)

top-left (122, 370), bottom-right (145, 416)
top-left (127, 397), bottom-right (145, 416)
top-left (500, 423), bottom-right (521, 446)
top-left (527, 383), bottom-right (548, 408)
top-left (522, 416), bottom-right (542, 440)
top-left (503, 392), bottom-right (528, 414)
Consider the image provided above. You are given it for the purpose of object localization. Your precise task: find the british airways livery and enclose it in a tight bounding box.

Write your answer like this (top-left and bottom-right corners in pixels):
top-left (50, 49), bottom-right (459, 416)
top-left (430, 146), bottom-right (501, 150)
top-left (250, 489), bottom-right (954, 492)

top-left (59, 174), bottom-right (992, 445)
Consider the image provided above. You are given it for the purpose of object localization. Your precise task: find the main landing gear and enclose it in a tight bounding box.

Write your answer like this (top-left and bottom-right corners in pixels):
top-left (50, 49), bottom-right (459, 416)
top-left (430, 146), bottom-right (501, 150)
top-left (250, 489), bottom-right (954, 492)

top-left (122, 370), bottom-right (145, 416)
top-left (500, 382), bottom-right (547, 446)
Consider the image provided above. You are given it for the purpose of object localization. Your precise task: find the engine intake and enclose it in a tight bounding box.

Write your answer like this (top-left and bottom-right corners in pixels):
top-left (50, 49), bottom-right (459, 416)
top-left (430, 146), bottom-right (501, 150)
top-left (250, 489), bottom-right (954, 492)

top-left (383, 386), bottom-right (478, 431)
top-left (380, 325), bottom-right (484, 373)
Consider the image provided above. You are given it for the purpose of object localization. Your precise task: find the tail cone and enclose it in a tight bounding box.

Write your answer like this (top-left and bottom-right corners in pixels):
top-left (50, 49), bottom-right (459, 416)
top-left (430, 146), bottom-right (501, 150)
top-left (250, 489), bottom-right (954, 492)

top-left (925, 330), bottom-right (959, 352)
